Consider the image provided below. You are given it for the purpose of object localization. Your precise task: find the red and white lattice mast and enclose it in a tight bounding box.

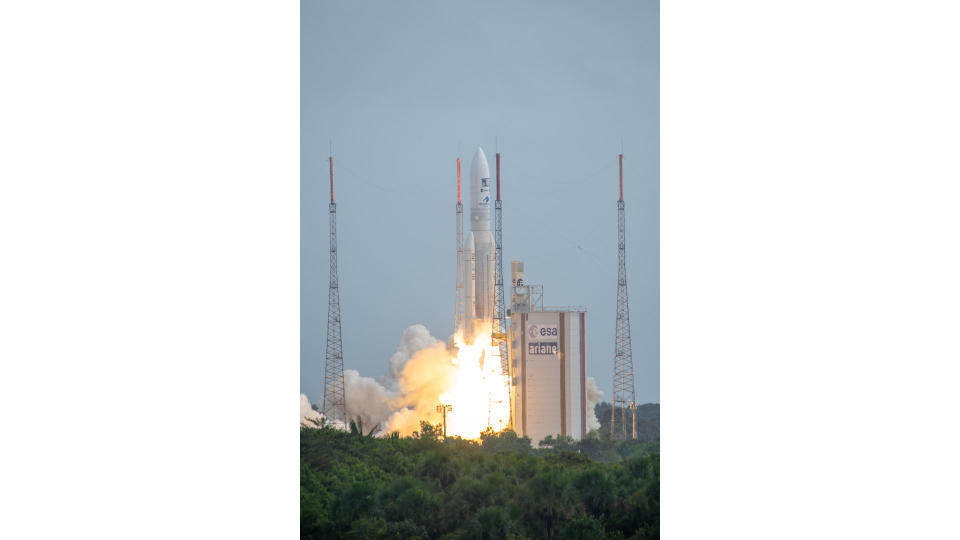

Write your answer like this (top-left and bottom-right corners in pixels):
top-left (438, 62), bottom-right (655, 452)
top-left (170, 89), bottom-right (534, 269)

top-left (493, 152), bottom-right (508, 373)
top-left (611, 152), bottom-right (637, 439)
top-left (322, 155), bottom-right (346, 425)
top-left (454, 157), bottom-right (465, 338)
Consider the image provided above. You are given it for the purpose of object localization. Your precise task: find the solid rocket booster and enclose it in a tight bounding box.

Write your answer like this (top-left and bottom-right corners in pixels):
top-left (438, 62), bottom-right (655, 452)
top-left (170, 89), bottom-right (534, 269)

top-left (462, 147), bottom-right (495, 343)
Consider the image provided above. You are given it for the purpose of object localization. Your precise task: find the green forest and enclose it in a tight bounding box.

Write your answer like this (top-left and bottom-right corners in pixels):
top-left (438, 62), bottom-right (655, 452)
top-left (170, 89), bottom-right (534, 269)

top-left (301, 403), bottom-right (659, 539)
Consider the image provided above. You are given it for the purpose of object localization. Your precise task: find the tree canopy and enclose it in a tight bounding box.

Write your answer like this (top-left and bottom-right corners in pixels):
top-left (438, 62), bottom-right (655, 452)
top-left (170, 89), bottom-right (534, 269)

top-left (301, 404), bottom-right (659, 539)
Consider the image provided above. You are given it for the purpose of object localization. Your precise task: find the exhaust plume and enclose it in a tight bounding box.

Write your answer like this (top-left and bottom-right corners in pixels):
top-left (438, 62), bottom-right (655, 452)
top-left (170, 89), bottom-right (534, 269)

top-left (585, 376), bottom-right (603, 432)
top-left (300, 393), bottom-right (322, 427)
top-left (303, 325), bottom-right (592, 439)
top-left (384, 339), bottom-right (457, 435)
top-left (343, 369), bottom-right (394, 431)
top-left (387, 324), bottom-right (439, 381)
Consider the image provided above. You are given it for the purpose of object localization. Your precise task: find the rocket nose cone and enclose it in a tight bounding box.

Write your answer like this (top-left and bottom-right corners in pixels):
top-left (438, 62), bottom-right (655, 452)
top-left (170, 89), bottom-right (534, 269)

top-left (470, 147), bottom-right (490, 180)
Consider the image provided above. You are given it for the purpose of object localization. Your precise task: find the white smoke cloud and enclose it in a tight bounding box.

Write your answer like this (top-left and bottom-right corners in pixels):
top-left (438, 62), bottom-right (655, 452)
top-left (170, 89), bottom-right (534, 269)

top-left (300, 327), bottom-right (445, 435)
top-left (387, 324), bottom-right (439, 382)
top-left (303, 326), bottom-right (607, 438)
top-left (344, 369), bottom-right (395, 432)
top-left (585, 377), bottom-right (603, 432)
top-left (300, 393), bottom-right (322, 427)
top-left (345, 325), bottom-right (447, 435)
top-left (383, 339), bottom-right (456, 435)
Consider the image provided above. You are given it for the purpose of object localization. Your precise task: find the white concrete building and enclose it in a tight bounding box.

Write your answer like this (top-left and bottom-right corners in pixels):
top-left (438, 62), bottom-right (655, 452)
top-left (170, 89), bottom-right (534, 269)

top-left (509, 309), bottom-right (587, 444)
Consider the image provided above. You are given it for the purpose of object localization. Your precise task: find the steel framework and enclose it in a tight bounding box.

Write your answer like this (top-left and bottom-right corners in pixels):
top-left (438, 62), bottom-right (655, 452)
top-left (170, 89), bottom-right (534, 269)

top-left (529, 284), bottom-right (543, 312)
top-left (322, 156), bottom-right (347, 425)
top-left (494, 152), bottom-right (508, 374)
top-left (611, 153), bottom-right (637, 439)
top-left (454, 158), bottom-right (465, 338)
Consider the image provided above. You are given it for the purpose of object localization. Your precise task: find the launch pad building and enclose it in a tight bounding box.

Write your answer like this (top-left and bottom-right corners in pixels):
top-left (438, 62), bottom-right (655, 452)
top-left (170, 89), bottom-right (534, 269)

top-left (509, 309), bottom-right (587, 444)
top-left (506, 259), bottom-right (587, 444)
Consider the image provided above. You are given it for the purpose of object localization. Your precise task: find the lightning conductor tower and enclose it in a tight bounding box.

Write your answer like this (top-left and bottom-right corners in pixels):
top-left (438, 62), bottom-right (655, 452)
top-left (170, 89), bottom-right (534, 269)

top-left (322, 155), bottom-right (347, 425)
top-left (454, 158), bottom-right (465, 338)
top-left (612, 153), bottom-right (637, 440)
top-left (494, 152), bottom-right (508, 374)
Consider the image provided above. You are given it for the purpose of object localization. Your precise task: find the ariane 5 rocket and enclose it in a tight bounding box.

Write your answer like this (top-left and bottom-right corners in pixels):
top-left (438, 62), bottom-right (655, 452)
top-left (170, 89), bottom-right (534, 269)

top-left (463, 147), bottom-right (495, 343)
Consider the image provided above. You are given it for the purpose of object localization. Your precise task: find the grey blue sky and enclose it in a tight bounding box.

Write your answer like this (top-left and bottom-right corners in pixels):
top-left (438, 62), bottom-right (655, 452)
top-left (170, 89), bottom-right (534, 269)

top-left (301, 0), bottom-right (659, 405)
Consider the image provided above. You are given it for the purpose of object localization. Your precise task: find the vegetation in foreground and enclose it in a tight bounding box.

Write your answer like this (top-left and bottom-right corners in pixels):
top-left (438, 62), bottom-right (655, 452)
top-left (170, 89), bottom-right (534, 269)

top-left (301, 404), bottom-right (659, 539)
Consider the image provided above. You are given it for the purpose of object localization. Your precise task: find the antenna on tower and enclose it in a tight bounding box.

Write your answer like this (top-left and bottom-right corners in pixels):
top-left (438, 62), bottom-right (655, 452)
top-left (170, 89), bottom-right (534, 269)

top-left (322, 153), bottom-right (347, 426)
top-left (454, 156), bottom-right (465, 338)
top-left (611, 152), bottom-right (636, 440)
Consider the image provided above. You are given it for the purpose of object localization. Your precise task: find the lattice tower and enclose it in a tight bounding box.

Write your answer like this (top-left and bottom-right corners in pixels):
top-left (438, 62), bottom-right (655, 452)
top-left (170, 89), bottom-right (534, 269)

top-left (454, 158), bottom-right (465, 338)
top-left (322, 156), bottom-right (346, 425)
top-left (611, 153), bottom-right (636, 440)
top-left (494, 152), bottom-right (508, 373)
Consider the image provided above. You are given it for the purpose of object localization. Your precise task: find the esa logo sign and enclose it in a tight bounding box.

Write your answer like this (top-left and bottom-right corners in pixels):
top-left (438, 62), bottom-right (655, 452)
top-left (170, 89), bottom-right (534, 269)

top-left (527, 324), bottom-right (558, 339)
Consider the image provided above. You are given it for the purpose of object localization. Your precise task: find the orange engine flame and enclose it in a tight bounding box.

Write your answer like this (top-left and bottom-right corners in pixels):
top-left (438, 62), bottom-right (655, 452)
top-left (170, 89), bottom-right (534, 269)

top-left (439, 326), bottom-right (511, 439)
top-left (384, 324), bottom-right (511, 440)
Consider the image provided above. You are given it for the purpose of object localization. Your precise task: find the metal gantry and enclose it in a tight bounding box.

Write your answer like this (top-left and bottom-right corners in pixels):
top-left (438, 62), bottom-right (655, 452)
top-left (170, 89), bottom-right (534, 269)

top-left (529, 284), bottom-right (543, 312)
top-left (454, 158), bottom-right (465, 338)
top-left (494, 152), bottom-right (508, 374)
top-left (612, 153), bottom-right (637, 440)
top-left (322, 155), bottom-right (347, 426)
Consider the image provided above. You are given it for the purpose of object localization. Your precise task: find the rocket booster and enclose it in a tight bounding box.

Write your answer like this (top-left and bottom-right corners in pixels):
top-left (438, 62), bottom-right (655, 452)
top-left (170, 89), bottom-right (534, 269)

top-left (462, 147), bottom-right (495, 343)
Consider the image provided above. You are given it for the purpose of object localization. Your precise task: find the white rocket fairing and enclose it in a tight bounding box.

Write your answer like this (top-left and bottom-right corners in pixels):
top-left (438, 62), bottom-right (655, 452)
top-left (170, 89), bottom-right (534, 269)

top-left (462, 147), bottom-right (495, 343)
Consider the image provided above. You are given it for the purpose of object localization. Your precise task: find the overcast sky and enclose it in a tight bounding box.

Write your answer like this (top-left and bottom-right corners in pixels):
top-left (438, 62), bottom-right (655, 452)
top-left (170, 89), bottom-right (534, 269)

top-left (301, 0), bottom-right (659, 405)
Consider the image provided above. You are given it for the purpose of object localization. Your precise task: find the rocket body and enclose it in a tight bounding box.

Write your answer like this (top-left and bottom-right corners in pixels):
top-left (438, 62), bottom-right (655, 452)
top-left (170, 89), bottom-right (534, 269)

top-left (462, 147), bottom-right (495, 343)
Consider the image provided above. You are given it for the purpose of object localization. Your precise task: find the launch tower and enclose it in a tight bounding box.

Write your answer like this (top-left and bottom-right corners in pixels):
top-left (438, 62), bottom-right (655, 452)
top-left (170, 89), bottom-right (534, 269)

top-left (322, 155), bottom-right (347, 425)
top-left (611, 153), bottom-right (637, 439)
top-left (494, 152), bottom-right (508, 373)
top-left (455, 158), bottom-right (465, 338)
